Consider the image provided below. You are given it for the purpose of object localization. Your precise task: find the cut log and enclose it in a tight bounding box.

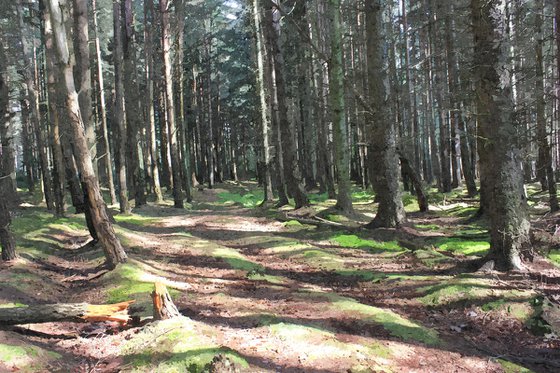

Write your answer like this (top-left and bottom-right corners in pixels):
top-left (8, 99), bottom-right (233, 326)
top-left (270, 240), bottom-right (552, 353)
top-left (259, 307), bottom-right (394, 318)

top-left (0, 301), bottom-right (134, 326)
top-left (152, 281), bottom-right (180, 320)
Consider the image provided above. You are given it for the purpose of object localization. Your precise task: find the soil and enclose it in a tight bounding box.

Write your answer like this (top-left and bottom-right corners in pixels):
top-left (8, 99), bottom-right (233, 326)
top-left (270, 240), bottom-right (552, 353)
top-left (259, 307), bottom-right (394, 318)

top-left (1, 183), bottom-right (559, 372)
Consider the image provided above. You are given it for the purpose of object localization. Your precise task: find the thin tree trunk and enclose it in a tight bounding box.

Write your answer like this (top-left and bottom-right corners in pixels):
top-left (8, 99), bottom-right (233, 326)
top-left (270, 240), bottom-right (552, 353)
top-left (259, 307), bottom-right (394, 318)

top-left (122, 0), bottom-right (146, 207)
top-left (144, 0), bottom-right (163, 203)
top-left (252, 0), bottom-right (274, 203)
top-left (112, 0), bottom-right (131, 214)
top-left (92, 0), bottom-right (117, 206)
top-left (17, 0), bottom-right (55, 211)
top-left (160, 0), bottom-right (183, 208)
top-left (328, 0), bottom-right (353, 214)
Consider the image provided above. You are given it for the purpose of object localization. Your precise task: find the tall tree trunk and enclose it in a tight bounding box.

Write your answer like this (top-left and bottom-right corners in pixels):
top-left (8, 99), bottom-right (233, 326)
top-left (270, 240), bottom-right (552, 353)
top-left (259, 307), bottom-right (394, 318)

top-left (534, 0), bottom-right (559, 211)
top-left (47, 0), bottom-right (127, 269)
top-left (365, 0), bottom-right (406, 228)
top-left (122, 0), bottom-right (146, 207)
top-left (471, 0), bottom-right (530, 271)
top-left (268, 1), bottom-right (308, 209)
top-left (328, 0), bottom-right (353, 214)
top-left (175, 0), bottom-right (192, 203)
top-left (253, 0), bottom-right (274, 203)
top-left (43, 0), bottom-right (66, 216)
top-left (17, 0), bottom-right (55, 211)
top-left (92, 0), bottom-right (117, 206)
top-left (72, 0), bottom-right (96, 175)
top-left (144, 0), bottom-right (163, 203)
top-left (160, 0), bottom-right (183, 208)
top-left (112, 0), bottom-right (131, 214)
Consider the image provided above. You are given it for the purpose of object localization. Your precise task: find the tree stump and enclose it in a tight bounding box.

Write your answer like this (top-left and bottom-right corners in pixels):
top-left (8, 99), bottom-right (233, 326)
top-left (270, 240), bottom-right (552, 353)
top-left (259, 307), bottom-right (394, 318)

top-left (151, 282), bottom-right (180, 320)
top-left (0, 301), bottom-right (134, 326)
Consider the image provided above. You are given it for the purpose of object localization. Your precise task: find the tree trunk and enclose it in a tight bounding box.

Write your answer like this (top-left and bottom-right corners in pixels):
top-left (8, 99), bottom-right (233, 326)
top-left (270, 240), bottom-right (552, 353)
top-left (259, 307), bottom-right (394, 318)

top-left (0, 301), bottom-right (134, 325)
top-left (365, 0), bottom-right (406, 228)
top-left (252, 0), bottom-right (274, 203)
top-left (72, 0), bottom-right (96, 176)
top-left (92, 0), bottom-right (117, 206)
top-left (17, 0), bottom-right (55, 211)
top-left (471, 0), bottom-right (531, 271)
top-left (43, 0), bottom-right (66, 216)
top-left (113, 0), bottom-right (131, 214)
top-left (0, 176), bottom-right (17, 260)
top-left (268, 1), bottom-right (308, 209)
top-left (160, 0), bottom-right (184, 208)
top-left (47, 0), bottom-right (127, 269)
top-left (534, 0), bottom-right (559, 211)
top-left (144, 0), bottom-right (163, 203)
top-left (328, 0), bottom-right (353, 214)
top-left (122, 0), bottom-right (146, 207)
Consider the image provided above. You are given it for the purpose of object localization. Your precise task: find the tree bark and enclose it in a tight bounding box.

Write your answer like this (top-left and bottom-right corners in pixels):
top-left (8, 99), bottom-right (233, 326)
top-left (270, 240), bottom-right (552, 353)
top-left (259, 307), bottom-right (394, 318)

top-left (72, 0), bottom-right (96, 175)
top-left (152, 282), bottom-right (180, 320)
top-left (0, 301), bottom-right (134, 325)
top-left (328, 0), bottom-right (353, 214)
top-left (144, 0), bottom-right (163, 203)
top-left (365, 0), bottom-right (406, 228)
top-left (268, 1), bottom-right (309, 209)
top-left (17, 0), bottom-right (55, 211)
top-left (252, 0), bottom-right (274, 203)
top-left (113, 0), bottom-right (131, 214)
top-left (122, 0), bottom-right (146, 207)
top-left (471, 0), bottom-right (531, 270)
top-left (92, 0), bottom-right (117, 206)
top-left (47, 0), bottom-right (127, 269)
top-left (160, 0), bottom-right (184, 208)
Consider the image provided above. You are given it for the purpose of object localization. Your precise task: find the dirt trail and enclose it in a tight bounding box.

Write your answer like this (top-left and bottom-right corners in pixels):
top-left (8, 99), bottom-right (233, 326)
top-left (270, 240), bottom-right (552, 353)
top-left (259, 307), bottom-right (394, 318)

top-left (1, 183), bottom-right (559, 372)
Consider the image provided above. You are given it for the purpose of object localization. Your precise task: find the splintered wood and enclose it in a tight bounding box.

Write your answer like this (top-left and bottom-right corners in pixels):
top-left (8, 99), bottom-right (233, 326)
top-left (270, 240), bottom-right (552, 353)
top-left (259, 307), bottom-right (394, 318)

top-left (152, 281), bottom-right (180, 320)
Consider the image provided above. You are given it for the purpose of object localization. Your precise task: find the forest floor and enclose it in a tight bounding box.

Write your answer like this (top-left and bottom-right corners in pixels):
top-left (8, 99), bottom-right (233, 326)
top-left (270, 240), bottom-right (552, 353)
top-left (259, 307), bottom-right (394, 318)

top-left (1, 182), bottom-right (560, 372)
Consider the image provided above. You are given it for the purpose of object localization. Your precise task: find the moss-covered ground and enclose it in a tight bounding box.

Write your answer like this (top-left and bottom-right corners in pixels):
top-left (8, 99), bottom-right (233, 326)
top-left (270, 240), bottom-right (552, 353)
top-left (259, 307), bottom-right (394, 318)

top-left (1, 182), bottom-right (558, 372)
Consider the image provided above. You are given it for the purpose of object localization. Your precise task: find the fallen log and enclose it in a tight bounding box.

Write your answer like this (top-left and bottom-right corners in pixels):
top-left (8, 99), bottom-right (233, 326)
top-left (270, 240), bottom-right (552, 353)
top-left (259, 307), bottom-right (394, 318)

top-left (0, 301), bottom-right (134, 326)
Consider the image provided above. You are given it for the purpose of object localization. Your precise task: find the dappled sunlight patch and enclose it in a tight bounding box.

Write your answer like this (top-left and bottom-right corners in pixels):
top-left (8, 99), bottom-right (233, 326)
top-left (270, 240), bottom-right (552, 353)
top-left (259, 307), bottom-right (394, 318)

top-left (102, 263), bottom-right (181, 316)
top-left (121, 317), bottom-right (248, 372)
top-left (481, 299), bottom-right (534, 322)
top-left (331, 234), bottom-right (406, 254)
top-left (418, 277), bottom-right (534, 307)
top-left (211, 247), bottom-right (264, 272)
top-left (432, 237), bottom-right (490, 256)
top-left (217, 190), bottom-right (264, 208)
top-left (413, 249), bottom-right (452, 268)
top-left (266, 322), bottom-right (393, 369)
top-left (114, 214), bottom-right (159, 226)
top-left (0, 342), bottom-right (61, 371)
top-left (497, 359), bottom-right (534, 373)
top-left (299, 292), bottom-right (440, 345)
top-left (247, 273), bottom-right (287, 285)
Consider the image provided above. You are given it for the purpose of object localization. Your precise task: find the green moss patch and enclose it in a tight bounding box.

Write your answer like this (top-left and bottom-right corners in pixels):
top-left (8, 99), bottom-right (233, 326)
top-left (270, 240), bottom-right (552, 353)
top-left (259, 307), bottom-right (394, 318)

top-left (414, 249), bottom-right (452, 268)
top-left (114, 214), bottom-right (159, 226)
top-left (548, 250), bottom-right (560, 267)
top-left (0, 343), bottom-right (61, 371)
top-left (497, 359), bottom-right (534, 373)
top-left (103, 263), bottom-right (180, 316)
top-left (302, 292), bottom-right (439, 345)
top-left (267, 322), bottom-right (393, 365)
top-left (331, 234), bottom-right (406, 254)
top-left (212, 248), bottom-right (264, 272)
top-left (481, 299), bottom-right (533, 322)
top-left (419, 278), bottom-right (533, 307)
top-left (247, 273), bottom-right (287, 285)
top-left (431, 237), bottom-right (489, 256)
top-left (217, 191), bottom-right (264, 208)
top-left (122, 318), bottom-right (248, 372)
top-left (351, 190), bottom-right (375, 203)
